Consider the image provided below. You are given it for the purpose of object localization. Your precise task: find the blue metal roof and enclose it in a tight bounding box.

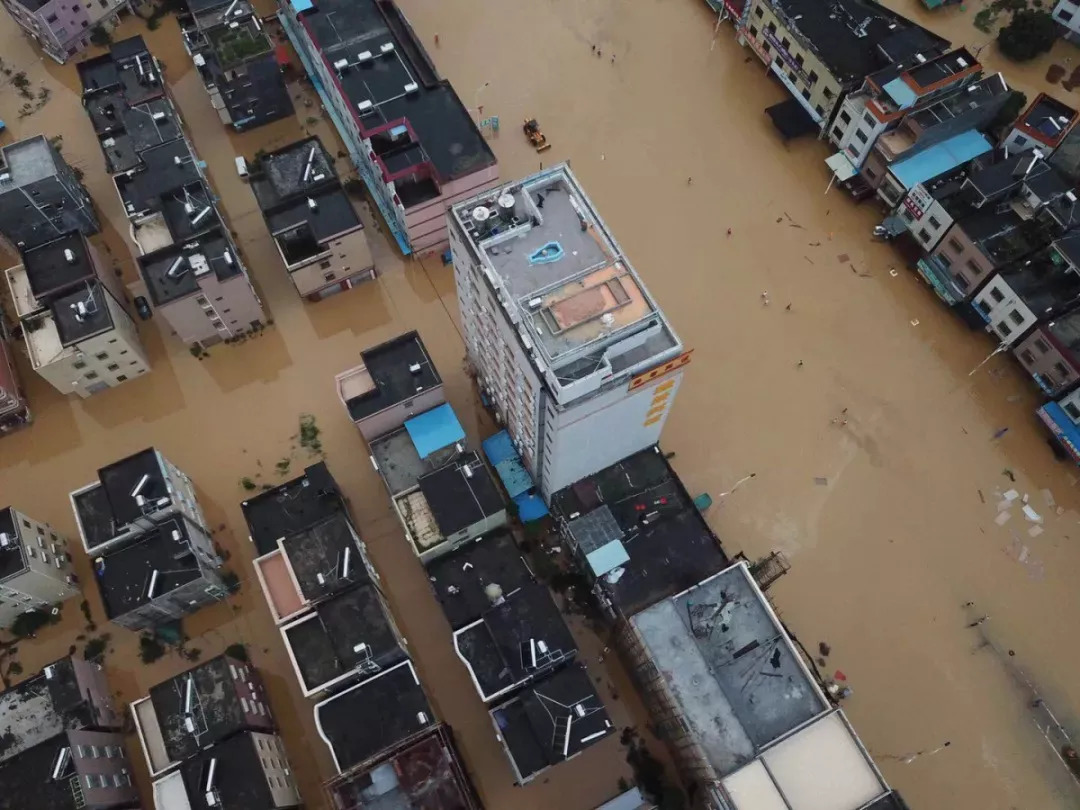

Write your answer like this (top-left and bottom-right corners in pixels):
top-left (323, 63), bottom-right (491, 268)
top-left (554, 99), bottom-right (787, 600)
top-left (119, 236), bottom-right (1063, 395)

top-left (891, 130), bottom-right (992, 190)
top-left (482, 430), bottom-right (549, 520)
top-left (883, 78), bottom-right (918, 110)
top-left (404, 403), bottom-right (464, 459)
top-left (586, 540), bottom-right (630, 578)
top-left (291, 0), bottom-right (314, 10)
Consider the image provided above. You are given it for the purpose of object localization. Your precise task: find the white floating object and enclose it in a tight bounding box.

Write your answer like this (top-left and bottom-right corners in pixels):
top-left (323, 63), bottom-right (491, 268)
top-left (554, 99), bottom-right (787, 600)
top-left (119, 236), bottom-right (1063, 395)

top-left (995, 511), bottom-right (1012, 526)
top-left (996, 500), bottom-right (1012, 512)
top-left (1022, 504), bottom-right (1042, 523)
top-left (889, 268), bottom-right (898, 277)
top-left (1022, 493), bottom-right (1030, 504)
top-left (1018, 545), bottom-right (1030, 563)
top-left (1028, 525), bottom-right (1044, 538)
top-left (1042, 489), bottom-right (1056, 508)
top-left (1004, 489), bottom-right (1020, 502)
top-left (910, 319), bottom-right (920, 326)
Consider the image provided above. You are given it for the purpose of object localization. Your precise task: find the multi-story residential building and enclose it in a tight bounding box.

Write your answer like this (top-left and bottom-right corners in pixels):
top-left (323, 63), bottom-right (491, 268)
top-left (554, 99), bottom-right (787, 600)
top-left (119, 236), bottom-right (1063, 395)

top-left (78, 36), bottom-right (265, 349)
top-left (152, 731), bottom-right (301, 810)
top-left (1037, 387), bottom-right (1080, 464)
top-left (0, 506), bottom-right (79, 627)
top-left (739, 0), bottom-right (945, 133)
top-left (617, 561), bottom-right (905, 810)
top-left (971, 236), bottom-right (1080, 347)
top-left (131, 653), bottom-right (299, 810)
top-left (449, 165), bottom-right (690, 499)
top-left (875, 128), bottom-right (993, 208)
top-left (0, 310), bottom-right (31, 434)
top-left (855, 72), bottom-right (1008, 202)
top-left (0, 0), bottom-right (131, 63)
top-left (5, 231), bottom-right (151, 397)
top-left (278, 0), bottom-right (499, 255)
top-left (70, 447), bottom-right (224, 630)
top-left (1014, 309), bottom-right (1080, 397)
top-left (336, 330), bottom-right (444, 440)
top-left (243, 462), bottom-right (407, 697)
top-left (323, 725), bottom-right (480, 810)
top-left (0, 135), bottom-right (98, 252)
top-left (250, 137), bottom-right (376, 301)
top-left (179, 0), bottom-right (293, 130)
top-left (826, 47), bottom-right (981, 195)
top-left (550, 446), bottom-right (730, 621)
top-left (1002, 93), bottom-right (1079, 155)
top-left (0, 656), bottom-right (139, 810)
top-left (1053, 0), bottom-right (1080, 44)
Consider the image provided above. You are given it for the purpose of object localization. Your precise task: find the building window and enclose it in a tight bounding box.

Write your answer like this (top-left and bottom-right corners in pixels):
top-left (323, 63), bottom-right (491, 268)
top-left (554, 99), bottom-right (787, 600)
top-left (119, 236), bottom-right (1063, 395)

top-left (749, 24), bottom-right (758, 36)
top-left (787, 71), bottom-right (797, 85)
top-left (999, 321), bottom-right (1013, 337)
top-left (1009, 309), bottom-right (1025, 326)
top-left (815, 104), bottom-right (825, 117)
top-left (73, 360), bottom-right (86, 370)
top-left (1035, 338), bottom-right (1051, 354)
top-left (823, 87), bottom-right (835, 100)
top-left (989, 287), bottom-right (1006, 303)
top-left (795, 53), bottom-right (804, 67)
top-left (754, 5), bottom-right (763, 17)
top-left (948, 238), bottom-right (963, 253)
top-left (938, 252), bottom-right (951, 268)
top-left (808, 70), bottom-right (818, 85)
top-left (847, 145), bottom-right (860, 158)
top-left (801, 88), bottom-right (811, 101)
top-left (45, 12), bottom-right (57, 22)
top-left (106, 363), bottom-right (119, 371)
top-left (319, 259), bottom-right (332, 269)
top-left (839, 111), bottom-right (852, 126)
top-left (965, 259), bottom-right (982, 276)
top-left (1060, 8), bottom-right (1074, 20)
top-left (767, 21), bottom-right (776, 33)
top-left (832, 126), bottom-right (844, 140)
top-left (928, 216), bottom-right (941, 229)
top-left (863, 111), bottom-right (875, 127)
top-left (1055, 361), bottom-right (1071, 379)
top-left (918, 228), bottom-right (931, 242)
top-left (1013, 134), bottom-right (1028, 146)
top-left (864, 166), bottom-right (877, 180)
top-left (1066, 401), bottom-right (1080, 420)
top-left (955, 274), bottom-right (969, 291)
top-left (762, 42), bottom-right (771, 54)
top-left (85, 372), bottom-right (99, 380)
top-left (854, 129), bottom-right (868, 144)
top-left (1020, 349), bottom-right (1036, 364)
top-left (780, 36), bottom-right (790, 49)
top-left (94, 352), bottom-right (108, 361)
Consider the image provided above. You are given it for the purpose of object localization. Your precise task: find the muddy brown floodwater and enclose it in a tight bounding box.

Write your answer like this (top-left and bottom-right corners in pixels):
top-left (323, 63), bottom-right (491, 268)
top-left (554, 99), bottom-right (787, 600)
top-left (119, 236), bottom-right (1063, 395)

top-left (3, 0), bottom-right (1080, 808)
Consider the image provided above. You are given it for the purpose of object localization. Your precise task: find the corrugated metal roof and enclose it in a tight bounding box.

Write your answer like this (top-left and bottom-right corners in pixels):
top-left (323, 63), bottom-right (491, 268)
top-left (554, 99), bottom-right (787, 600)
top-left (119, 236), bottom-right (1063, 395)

top-left (891, 130), bottom-right (992, 190)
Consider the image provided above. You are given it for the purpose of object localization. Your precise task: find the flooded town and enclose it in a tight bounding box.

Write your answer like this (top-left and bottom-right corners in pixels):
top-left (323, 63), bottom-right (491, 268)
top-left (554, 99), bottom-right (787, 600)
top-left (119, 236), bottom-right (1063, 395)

top-left (2, 0), bottom-right (1080, 808)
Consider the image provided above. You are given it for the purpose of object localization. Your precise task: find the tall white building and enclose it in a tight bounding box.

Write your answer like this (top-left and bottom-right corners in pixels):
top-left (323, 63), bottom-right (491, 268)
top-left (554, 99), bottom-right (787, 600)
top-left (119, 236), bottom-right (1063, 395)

top-left (0, 506), bottom-right (80, 627)
top-left (448, 165), bottom-right (690, 498)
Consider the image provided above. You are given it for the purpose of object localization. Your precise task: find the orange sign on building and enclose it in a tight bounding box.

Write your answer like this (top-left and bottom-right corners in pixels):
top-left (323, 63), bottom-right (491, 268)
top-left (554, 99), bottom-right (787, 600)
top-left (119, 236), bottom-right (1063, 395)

top-left (628, 350), bottom-right (693, 392)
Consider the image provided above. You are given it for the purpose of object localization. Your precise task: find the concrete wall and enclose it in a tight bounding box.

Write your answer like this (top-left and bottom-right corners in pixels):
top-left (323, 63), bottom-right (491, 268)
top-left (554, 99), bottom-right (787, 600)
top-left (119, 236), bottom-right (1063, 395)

top-left (68, 727), bottom-right (139, 807)
top-left (929, 224), bottom-right (996, 298)
top-left (250, 731), bottom-right (302, 808)
top-left (286, 227), bottom-right (374, 298)
top-left (71, 657), bottom-right (122, 729)
top-left (404, 168), bottom-right (501, 255)
top-left (157, 270), bottom-right (264, 347)
top-left (829, 96), bottom-right (888, 168)
top-left (355, 384), bottom-right (445, 442)
top-left (971, 274), bottom-right (1037, 344)
top-left (0, 333), bottom-right (28, 432)
top-left (1014, 326), bottom-right (1079, 396)
top-left (0, 508), bottom-right (79, 625)
top-left (160, 452), bottom-right (208, 533)
top-left (898, 189), bottom-right (954, 252)
top-left (859, 148), bottom-right (890, 190)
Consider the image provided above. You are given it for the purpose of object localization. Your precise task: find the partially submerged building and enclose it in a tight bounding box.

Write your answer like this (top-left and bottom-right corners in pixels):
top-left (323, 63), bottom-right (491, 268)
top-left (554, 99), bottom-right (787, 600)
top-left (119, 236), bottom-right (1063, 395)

top-left (70, 448), bottom-right (224, 630)
top-left (0, 310), bottom-right (31, 435)
top-left (449, 165), bottom-right (690, 499)
top-left (0, 0), bottom-right (130, 63)
top-left (323, 725), bottom-right (480, 810)
top-left (1002, 93), bottom-right (1080, 155)
top-left (244, 462), bottom-right (407, 697)
top-left (0, 506), bottom-right (80, 628)
top-left (250, 137), bottom-right (375, 301)
top-left (488, 663), bottom-right (615, 786)
top-left (0, 656), bottom-right (139, 810)
top-left (278, 0), bottom-right (498, 254)
top-left (550, 446), bottom-right (729, 621)
top-left (619, 562), bottom-right (903, 810)
top-left (5, 231), bottom-right (151, 397)
top-left (335, 331), bottom-right (444, 441)
top-left (179, 0), bottom-right (292, 131)
top-left (0, 135), bottom-right (99, 252)
top-left (1014, 308), bottom-right (1080, 397)
top-left (79, 36), bottom-right (266, 349)
top-left (875, 128), bottom-right (994, 208)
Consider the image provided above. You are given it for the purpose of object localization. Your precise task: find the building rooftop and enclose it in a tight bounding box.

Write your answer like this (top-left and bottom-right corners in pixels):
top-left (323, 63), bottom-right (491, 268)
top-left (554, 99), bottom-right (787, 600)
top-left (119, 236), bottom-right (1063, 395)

top-left (371, 426), bottom-right (462, 497)
top-left (1015, 93), bottom-right (1079, 148)
top-left (630, 563), bottom-right (829, 777)
top-left (70, 484), bottom-right (119, 551)
top-left (454, 582), bottom-right (576, 701)
top-left (426, 529), bottom-right (533, 630)
top-left (890, 130), bottom-right (993, 190)
top-left (550, 446), bottom-right (729, 617)
top-left (148, 655), bottom-right (249, 763)
top-left (904, 47), bottom-right (977, 91)
top-left (241, 462), bottom-right (344, 556)
top-left (1046, 308), bottom-right (1080, 359)
top-left (96, 516), bottom-right (203, 620)
top-left (315, 660), bottom-right (434, 773)
top-left (965, 150), bottom-right (1045, 199)
top-left (325, 725), bottom-right (479, 810)
top-left (0, 737), bottom-right (86, 810)
top-left (907, 72), bottom-right (1009, 132)
top-left (0, 667), bottom-right (76, 764)
top-left (417, 452), bottom-right (503, 538)
top-left (97, 447), bottom-right (169, 529)
top-left (176, 732), bottom-right (275, 810)
top-left (78, 36), bottom-right (163, 103)
top-left (283, 582), bottom-right (405, 694)
top-left (136, 227), bottom-right (238, 307)
top-left (21, 233), bottom-right (95, 302)
top-left (489, 663), bottom-right (614, 784)
top-left (0, 136), bottom-right (61, 188)
top-left (281, 512), bottom-right (367, 602)
top-left (294, 0), bottom-right (495, 195)
top-left (452, 165), bottom-right (681, 379)
top-left (51, 282), bottom-right (115, 348)
top-left (771, 0), bottom-right (946, 87)
top-left (342, 331), bottom-right (441, 423)
top-left (998, 243), bottom-right (1080, 317)
top-left (0, 507), bottom-right (29, 582)
top-left (115, 139), bottom-right (203, 217)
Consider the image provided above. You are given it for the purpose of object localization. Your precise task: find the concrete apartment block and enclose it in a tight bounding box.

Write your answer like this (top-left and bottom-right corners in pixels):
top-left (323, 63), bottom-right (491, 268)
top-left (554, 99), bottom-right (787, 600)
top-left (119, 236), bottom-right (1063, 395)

top-left (0, 506), bottom-right (80, 628)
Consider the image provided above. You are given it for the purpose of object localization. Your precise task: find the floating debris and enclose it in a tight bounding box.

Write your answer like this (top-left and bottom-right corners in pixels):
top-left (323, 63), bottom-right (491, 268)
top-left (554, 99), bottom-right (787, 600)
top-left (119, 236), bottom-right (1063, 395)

top-left (910, 319), bottom-right (920, 327)
top-left (889, 268), bottom-right (898, 277)
top-left (977, 489), bottom-right (985, 504)
top-left (1029, 526), bottom-right (1045, 538)
top-left (1022, 504), bottom-right (1042, 523)
top-left (1004, 489), bottom-right (1020, 502)
top-left (995, 511), bottom-right (1012, 526)
top-left (814, 476), bottom-right (828, 486)
top-left (819, 641), bottom-right (831, 656)
top-left (1042, 489), bottom-right (1056, 508)
top-left (1003, 469), bottom-right (1016, 482)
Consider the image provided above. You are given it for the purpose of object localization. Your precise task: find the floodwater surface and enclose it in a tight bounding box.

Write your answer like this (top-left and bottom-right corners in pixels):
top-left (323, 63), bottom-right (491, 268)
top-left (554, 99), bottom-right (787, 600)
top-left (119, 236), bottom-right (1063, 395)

top-left (2, 1), bottom-right (1080, 809)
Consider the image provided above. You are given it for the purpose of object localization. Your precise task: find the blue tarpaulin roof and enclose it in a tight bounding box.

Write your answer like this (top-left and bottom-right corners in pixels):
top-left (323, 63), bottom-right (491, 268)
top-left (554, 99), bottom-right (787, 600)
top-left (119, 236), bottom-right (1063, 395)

top-left (883, 78), bottom-right (918, 110)
top-left (482, 430), bottom-right (549, 521)
top-left (405, 403), bottom-right (465, 459)
top-left (891, 130), bottom-right (992, 190)
top-left (291, 0), bottom-right (313, 11)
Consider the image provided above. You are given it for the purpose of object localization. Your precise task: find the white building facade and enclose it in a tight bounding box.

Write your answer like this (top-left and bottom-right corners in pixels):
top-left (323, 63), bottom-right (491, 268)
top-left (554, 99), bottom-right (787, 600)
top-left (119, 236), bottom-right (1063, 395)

top-left (448, 165), bottom-right (689, 498)
top-left (0, 507), bottom-right (80, 627)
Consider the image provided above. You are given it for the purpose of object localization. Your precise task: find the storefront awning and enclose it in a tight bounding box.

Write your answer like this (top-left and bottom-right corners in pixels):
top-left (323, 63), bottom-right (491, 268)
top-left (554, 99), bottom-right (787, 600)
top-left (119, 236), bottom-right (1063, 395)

top-left (826, 152), bottom-right (857, 182)
top-left (765, 98), bottom-right (819, 140)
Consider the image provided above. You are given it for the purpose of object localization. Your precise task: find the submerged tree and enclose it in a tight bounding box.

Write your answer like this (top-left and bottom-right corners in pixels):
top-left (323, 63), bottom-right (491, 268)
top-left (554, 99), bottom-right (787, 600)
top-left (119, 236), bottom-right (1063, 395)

top-left (998, 10), bottom-right (1058, 61)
